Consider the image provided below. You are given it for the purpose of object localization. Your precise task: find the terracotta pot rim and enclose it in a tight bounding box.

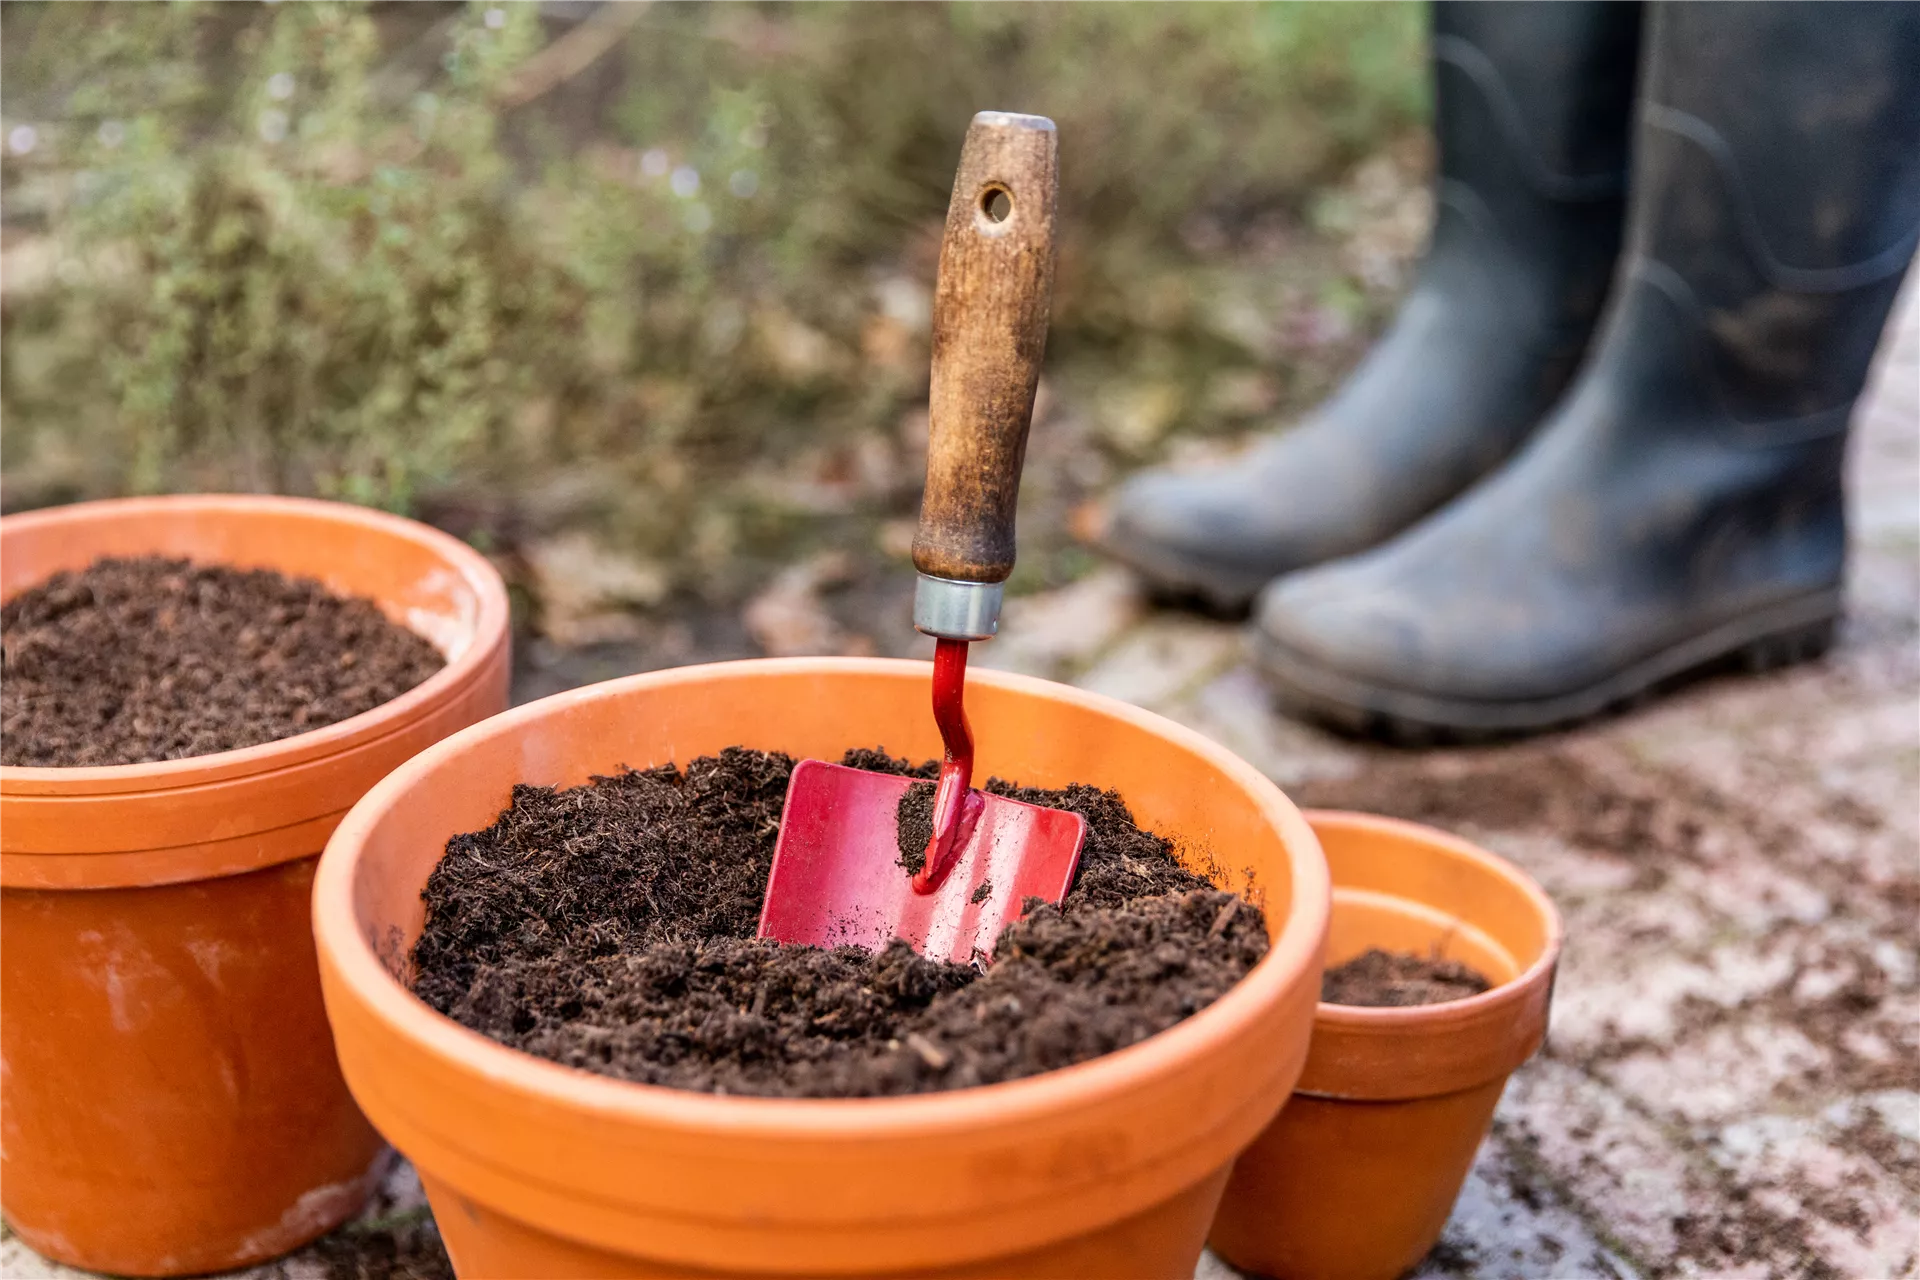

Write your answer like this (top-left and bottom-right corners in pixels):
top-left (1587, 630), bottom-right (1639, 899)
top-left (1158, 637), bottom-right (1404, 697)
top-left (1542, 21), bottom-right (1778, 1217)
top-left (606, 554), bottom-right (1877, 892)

top-left (0, 495), bottom-right (510, 796)
top-left (314, 656), bottom-right (1331, 1135)
top-left (1302, 809), bottom-right (1563, 1028)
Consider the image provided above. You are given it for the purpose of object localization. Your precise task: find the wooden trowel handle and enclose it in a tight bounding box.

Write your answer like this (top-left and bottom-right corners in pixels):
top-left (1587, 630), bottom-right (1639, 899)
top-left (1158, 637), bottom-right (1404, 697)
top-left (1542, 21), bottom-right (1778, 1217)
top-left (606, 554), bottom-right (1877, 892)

top-left (911, 111), bottom-right (1059, 587)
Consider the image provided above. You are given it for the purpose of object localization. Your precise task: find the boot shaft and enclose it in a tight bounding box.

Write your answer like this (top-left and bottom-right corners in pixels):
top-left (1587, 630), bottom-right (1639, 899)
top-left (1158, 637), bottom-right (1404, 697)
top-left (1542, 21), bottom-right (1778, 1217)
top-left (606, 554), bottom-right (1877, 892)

top-left (1625, 0), bottom-right (1920, 431)
top-left (1421, 1), bottom-right (1642, 337)
top-left (1431, 2), bottom-right (1643, 196)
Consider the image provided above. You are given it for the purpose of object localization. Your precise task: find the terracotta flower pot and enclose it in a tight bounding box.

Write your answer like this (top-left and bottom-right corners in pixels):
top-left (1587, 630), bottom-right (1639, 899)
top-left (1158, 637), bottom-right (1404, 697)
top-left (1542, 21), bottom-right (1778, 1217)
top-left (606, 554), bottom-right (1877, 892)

top-left (1208, 811), bottom-right (1562, 1280)
top-left (312, 658), bottom-right (1331, 1279)
top-left (0, 496), bottom-right (511, 1277)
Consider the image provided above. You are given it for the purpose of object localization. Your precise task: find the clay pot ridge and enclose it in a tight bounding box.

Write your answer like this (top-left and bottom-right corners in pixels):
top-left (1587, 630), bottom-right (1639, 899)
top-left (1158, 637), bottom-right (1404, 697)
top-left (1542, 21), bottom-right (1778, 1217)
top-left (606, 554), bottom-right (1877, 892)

top-left (314, 658), bottom-right (1333, 1278)
top-left (1, 495), bottom-right (513, 891)
top-left (1300, 811), bottom-right (1563, 1101)
top-left (1, 494), bottom-right (507, 795)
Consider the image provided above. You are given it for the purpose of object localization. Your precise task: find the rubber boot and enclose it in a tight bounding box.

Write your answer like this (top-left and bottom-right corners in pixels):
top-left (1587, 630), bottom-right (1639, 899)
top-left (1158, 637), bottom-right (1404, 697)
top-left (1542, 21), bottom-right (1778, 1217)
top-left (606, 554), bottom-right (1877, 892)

top-left (1252, 0), bottom-right (1920, 741)
top-left (1097, 1), bottom-right (1643, 613)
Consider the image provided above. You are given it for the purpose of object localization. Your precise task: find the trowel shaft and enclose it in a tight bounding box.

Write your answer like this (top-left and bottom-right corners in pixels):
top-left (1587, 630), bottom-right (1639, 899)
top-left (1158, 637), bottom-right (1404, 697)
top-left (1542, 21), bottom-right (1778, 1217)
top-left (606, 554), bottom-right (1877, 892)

top-left (914, 637), bottom-right (977, 894)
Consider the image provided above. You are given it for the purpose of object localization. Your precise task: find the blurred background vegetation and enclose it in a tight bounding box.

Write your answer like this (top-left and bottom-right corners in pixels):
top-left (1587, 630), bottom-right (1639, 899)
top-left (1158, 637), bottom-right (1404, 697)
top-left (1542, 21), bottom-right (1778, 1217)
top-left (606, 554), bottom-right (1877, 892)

top-left (1, 0), bottom-right (1431, 651)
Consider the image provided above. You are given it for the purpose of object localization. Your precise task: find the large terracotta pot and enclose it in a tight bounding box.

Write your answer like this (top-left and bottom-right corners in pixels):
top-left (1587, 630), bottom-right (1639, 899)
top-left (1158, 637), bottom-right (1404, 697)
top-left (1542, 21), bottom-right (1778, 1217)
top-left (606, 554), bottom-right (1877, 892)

top-left (312, 658), bottom-right (1331, 1278)
top-left (1209, 811), bottom-right (1563, 1280)
top-left (0, 496), bottom-right (511, 1276)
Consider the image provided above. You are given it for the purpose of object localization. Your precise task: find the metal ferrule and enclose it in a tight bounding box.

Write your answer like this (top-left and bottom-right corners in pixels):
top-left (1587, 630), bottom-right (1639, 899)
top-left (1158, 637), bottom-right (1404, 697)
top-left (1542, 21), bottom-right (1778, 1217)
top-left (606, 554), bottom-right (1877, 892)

top-left (913, 574), bottom-right (1003, 640)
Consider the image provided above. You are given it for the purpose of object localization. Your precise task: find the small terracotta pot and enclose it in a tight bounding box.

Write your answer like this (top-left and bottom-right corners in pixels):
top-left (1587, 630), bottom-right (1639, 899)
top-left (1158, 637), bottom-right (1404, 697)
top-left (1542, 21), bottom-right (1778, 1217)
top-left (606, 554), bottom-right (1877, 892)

top-left (313, 658), bottom-right (1332, 1279)
top-left (1209, 811), bottom-right (1562, 1280)
top-left (0, 496), bottom-right (511, 1277)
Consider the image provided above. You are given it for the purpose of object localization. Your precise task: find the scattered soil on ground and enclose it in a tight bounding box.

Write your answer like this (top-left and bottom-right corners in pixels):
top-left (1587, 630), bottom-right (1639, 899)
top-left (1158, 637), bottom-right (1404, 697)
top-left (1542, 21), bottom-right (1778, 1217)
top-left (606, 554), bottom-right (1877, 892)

top-left (1291, 749), bottom-right (1707, 883)
top-left (894, 778), bottom-right (934, 874)
top-left (1415, 1237), bottom-right (1480, 1275)
top-left (1321, 947), bottom-right (1492, 1007)
top-left (314, 1211), bottom-right (454, 1280)
top-left (2, 556), bottom-right (444, 767)
top-left (1299, 745), bottom-right (1920, 1092)
top-left (411, 746), bottom-right (1268, 1097)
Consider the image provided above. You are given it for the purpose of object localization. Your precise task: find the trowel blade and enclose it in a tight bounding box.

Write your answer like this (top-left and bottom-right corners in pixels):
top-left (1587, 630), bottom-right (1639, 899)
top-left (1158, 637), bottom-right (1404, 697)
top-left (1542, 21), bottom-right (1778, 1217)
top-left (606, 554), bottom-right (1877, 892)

top-left (757, 760), bottom-right (1086, 964)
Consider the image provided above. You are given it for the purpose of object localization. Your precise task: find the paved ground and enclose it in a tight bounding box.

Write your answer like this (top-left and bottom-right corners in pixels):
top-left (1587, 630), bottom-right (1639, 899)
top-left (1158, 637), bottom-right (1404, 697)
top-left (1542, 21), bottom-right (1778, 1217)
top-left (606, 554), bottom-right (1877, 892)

top-left (6, 284), bottom-right (1915, 1279)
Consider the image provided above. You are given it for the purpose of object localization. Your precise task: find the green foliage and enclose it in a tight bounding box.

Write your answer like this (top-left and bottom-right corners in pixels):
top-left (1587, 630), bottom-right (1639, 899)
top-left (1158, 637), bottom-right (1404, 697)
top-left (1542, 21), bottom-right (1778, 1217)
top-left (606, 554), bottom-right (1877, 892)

top-left (1, 1), bottom-right (1423, 554)
top-left (6, 1), bottom-right (571, 510)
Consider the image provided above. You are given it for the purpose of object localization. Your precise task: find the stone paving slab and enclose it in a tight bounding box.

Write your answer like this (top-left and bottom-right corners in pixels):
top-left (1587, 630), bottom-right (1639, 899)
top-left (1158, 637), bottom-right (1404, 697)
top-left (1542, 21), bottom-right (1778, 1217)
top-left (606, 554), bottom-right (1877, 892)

top-left (6, 277), bottom-right (1914, 1280)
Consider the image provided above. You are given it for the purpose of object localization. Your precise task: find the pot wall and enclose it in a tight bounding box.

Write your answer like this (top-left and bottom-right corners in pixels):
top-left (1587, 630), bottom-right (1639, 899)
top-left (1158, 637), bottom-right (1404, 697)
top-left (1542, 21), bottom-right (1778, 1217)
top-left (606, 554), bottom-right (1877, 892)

top-left (313, 658), bottom-right (1332, 1278)
top-left (0, 861), bottom-right (389, 1275)
top-left (0, 496), bottom-right (511, 1276)
top-left (1209, 811), bottom-right (1562, 1280)
top-left (421, 1167), bottom-right (1235, 1279)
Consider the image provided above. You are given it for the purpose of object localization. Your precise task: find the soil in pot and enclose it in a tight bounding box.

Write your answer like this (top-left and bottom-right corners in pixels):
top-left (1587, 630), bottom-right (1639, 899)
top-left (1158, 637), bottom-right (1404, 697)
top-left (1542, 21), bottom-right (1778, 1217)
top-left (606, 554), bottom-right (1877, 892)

top-left (1, 556), bottom-right (445, 767)
top-left (1319, 948), bottom-right (1491, 1008)
top-left (410, 746), bottom-right (1270, 1098)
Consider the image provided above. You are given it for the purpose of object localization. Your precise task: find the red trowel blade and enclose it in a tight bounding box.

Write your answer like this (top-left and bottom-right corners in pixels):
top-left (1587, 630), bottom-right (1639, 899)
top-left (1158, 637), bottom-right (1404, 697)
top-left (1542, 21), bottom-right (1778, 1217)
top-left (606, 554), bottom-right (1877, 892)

top-left (757, 760), bottom-right (1087, 964)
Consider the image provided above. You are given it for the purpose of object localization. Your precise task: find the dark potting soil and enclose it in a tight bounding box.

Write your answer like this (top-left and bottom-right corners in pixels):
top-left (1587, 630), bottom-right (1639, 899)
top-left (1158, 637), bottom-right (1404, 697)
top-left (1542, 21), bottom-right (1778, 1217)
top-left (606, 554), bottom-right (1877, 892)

top-left (0, 556), bottom-right (445, 767)
top-left (411, 746), bottom-right (1269, 1098)
top-left (315, 1213), bottom-right (454, 1280)
top-left (893, 778), bottom-right (935, 874)
top-left (1320, 947), bottom-right (1492, 1008)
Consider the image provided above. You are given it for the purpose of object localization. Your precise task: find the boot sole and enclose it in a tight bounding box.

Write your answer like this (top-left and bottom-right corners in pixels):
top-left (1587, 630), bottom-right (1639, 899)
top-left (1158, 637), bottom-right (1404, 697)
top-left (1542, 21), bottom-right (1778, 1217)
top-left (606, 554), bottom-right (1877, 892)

top-left (1094, 524), bottom-right (1274, 620)
top-left (1251, 589), bottom-right (1842, 744)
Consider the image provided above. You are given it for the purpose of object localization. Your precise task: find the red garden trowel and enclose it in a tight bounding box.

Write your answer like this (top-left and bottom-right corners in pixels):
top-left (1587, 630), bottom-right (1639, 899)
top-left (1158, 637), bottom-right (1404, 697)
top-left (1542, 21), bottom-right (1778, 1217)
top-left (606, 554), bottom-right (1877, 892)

top-left (756, 111), bottom-right (1087, 965)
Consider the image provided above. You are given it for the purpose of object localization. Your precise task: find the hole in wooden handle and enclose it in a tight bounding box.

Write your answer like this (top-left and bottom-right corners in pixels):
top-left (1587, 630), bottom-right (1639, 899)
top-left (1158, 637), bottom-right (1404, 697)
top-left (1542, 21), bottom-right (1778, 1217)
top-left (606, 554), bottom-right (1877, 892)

top-left (978, 184), bottom-right (1013, 226)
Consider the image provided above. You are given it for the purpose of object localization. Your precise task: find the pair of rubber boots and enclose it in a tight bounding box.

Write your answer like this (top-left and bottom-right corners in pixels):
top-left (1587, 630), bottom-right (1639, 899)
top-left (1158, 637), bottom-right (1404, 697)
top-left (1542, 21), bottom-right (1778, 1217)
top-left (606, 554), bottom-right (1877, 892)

top-left (1100, 1), bottom-right (1920, 741)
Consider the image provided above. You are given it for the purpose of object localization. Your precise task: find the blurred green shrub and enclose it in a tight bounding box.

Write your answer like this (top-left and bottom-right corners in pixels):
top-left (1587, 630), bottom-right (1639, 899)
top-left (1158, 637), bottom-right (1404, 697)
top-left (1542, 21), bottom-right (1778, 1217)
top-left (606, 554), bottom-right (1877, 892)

top-left (0, 1), bottom-right (1423, 562)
